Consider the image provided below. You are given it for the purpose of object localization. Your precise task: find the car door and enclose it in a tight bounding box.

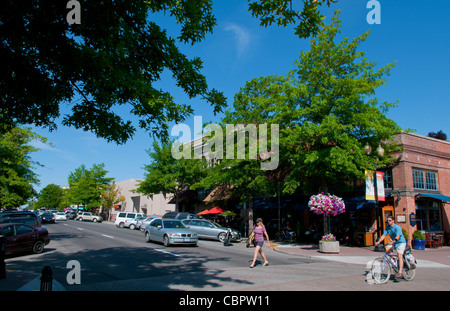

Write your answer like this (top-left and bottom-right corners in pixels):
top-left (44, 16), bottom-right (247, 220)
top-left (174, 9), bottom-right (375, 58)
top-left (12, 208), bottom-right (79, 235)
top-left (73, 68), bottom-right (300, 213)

top-left (14, 224), bottom-right (35, 251)
top-left (188, 220), bottom-right (204, 238)
top-left (150, 219), bottom-right (163, 242)
top-left (201, 221), bottom-right (219, 239)
top-left (1, 225), bottom-right (18, 254)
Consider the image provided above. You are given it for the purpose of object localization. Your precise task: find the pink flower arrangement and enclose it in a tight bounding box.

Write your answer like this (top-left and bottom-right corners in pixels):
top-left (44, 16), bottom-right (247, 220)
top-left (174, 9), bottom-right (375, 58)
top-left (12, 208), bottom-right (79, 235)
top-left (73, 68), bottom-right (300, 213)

top-left (308, 192), bottom-right (345, 217)
top-left (321, 233), bottom-right (336, 242)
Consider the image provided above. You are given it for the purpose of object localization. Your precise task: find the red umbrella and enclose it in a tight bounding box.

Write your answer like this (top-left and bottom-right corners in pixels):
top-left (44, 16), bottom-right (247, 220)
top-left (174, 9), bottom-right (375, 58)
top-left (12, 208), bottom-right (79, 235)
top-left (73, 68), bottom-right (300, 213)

top-left (207, 206), bottom-right (225, 214)
top-left (197, 209), bottom-right (210, 215)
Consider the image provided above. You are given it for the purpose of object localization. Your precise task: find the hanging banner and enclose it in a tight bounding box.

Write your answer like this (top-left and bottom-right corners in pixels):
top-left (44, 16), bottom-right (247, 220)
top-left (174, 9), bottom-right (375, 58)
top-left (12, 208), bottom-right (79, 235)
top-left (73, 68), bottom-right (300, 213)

top-left (365, 170), bottom-right (385, 201)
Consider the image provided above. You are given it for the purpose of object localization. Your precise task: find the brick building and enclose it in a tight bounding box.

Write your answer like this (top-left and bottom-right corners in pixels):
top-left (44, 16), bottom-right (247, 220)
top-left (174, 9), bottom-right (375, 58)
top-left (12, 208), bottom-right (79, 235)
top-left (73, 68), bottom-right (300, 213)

top-left (382, 133), bottom-right (450, 245)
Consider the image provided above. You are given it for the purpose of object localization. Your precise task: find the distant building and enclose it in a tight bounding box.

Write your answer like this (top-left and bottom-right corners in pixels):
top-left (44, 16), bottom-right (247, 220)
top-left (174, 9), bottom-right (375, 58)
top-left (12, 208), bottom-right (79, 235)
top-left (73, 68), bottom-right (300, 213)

top-left (109, 179), bottom-right (175, 221)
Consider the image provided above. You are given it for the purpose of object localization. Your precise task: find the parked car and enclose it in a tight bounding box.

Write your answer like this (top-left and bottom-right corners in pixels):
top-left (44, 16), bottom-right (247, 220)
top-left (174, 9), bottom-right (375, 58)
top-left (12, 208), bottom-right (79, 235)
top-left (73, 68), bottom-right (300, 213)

top-left (55, 212), bottom-right (67, 221)
top-left (144, 218), bottom-right (198, 247)
top-left (124, 216), bottom-right (145, 230)
top-left (66, 212), bottom-right (77, 220)
top-left (41, 212), bottom-right (55, 224)
top-left (136, 217), bottom-right (156, 231)
top-left (0, 223), bottom-right (50, 255)
top-left (182, 219), bottom-right (241, 242)
top-left (76, 212), bottom-right (103, 223)
top-left (115, 212), bottom-right (144, 228)
top-left (162, 212), bottom-right (203, 221)
top-left (0, 211), bottom-right (42, 227)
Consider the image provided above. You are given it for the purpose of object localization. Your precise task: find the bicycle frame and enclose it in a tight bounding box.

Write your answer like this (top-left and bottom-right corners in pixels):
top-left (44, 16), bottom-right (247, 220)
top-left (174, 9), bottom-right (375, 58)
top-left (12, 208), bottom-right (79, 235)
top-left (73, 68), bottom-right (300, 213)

top-left (384, 253), bottom-right (399, 271)
top-left (371, 249), bottom-right (416, 284)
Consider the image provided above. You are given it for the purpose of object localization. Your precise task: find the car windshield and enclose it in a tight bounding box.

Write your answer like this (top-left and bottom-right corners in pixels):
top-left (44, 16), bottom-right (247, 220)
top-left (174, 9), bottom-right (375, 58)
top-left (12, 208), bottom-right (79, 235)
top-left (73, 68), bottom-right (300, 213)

top-left (213, 222), bottom-right (225, 228)
top-left (163, 220), bottom-right (186, 229)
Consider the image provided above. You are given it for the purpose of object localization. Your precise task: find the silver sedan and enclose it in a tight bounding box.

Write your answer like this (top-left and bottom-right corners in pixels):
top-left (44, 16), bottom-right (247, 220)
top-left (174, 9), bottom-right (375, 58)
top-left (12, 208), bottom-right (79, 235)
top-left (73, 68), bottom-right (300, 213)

top-left (181, 219), bottom-right (241, 242)
top-left (144, 218), bottom-right (198, 247)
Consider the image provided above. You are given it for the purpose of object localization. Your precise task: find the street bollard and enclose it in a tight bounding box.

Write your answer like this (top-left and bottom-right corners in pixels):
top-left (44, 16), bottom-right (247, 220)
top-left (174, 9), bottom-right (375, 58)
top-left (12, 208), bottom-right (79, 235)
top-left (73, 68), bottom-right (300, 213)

top-left (40, 266), bottom-right (53, 291)
top-left (0, 235), bottom-right (6, 279)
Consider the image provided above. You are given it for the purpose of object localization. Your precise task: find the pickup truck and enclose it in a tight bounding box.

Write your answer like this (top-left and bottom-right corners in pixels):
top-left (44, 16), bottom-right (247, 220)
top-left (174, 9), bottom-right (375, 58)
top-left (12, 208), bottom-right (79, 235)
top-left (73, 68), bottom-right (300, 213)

top-left (76, 212), bottom-right (103, 223)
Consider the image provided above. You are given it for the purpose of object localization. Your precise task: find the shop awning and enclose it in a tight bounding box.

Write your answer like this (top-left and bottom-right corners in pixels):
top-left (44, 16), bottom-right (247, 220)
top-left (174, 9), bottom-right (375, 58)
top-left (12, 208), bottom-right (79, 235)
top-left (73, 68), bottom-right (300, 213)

top-left (417, 193), bottom-right (450, 203)
top-left (343, 195), bottom-right (376, 211)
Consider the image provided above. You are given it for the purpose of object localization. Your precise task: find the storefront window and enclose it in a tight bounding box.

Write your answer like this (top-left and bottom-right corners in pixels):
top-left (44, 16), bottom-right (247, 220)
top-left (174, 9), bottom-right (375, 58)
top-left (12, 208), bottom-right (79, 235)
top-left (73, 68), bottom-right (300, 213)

top-left (413, 169), bottom-right (438, 191)
top-left (415, 200), bottom-right (441, 232)
top-left (382, 169), bottom-right (393, 189)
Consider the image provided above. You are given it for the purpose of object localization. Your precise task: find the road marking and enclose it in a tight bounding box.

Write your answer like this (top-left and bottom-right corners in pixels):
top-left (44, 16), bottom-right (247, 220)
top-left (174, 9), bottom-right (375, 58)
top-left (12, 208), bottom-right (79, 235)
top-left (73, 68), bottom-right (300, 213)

top-left (102, 234), bottom-right (114, 239)
top-left (77, 228), bottom-right (84, 231)
top-left (154, 249), bottom-right (181, 257)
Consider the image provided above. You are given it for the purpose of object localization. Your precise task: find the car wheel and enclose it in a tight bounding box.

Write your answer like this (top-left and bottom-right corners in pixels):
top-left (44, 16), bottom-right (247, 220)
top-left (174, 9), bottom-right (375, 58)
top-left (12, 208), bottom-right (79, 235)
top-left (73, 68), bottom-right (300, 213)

top-left (32, 241), bottom-right (45, 254)
top-left (119, 222), bottom-right (124, 228)
top-left (163, 235), bottom-right (170, 247)
top-left (79, 218), bottom-right (83, 221)
top-left (145, 232), bottom-right (151, 243)
top-left (93, 218), bottom-right (98, 223)
top-left (129, 224), bottom-right (135, 230)
top-left (218, 232), bottom-right (227, 242)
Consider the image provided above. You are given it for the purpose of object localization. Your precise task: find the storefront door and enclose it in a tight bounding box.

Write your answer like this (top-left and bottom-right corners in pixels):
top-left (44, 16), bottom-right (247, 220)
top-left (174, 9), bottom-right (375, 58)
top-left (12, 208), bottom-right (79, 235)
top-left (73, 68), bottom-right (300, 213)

top-left (381, 206), bottom-right (395, 244)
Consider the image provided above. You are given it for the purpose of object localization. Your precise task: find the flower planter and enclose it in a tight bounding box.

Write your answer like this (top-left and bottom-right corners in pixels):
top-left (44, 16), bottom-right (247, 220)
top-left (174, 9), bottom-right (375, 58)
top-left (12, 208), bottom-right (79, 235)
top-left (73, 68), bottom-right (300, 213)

top-left (413, 239), bottom-right (425, 250)
top-left (319, 240), bottom-right (340, 254)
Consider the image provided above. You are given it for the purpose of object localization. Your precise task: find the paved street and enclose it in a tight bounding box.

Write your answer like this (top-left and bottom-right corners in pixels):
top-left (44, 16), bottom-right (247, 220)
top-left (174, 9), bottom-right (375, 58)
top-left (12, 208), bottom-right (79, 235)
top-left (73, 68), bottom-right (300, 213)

top-left (2, 220), bottom-right (450, 292)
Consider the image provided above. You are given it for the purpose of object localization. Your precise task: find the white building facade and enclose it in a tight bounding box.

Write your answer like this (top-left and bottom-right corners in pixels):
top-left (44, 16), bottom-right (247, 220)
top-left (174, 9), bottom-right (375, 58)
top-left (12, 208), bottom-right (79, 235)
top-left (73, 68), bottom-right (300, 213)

top-left (110, 179), bottom-right (175, 221)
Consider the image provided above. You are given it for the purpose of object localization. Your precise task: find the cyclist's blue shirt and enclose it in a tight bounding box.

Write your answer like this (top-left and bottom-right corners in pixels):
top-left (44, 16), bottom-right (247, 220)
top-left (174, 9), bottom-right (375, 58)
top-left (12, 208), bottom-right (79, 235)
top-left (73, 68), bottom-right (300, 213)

top-left (383, 223), bottom-right (406, 246)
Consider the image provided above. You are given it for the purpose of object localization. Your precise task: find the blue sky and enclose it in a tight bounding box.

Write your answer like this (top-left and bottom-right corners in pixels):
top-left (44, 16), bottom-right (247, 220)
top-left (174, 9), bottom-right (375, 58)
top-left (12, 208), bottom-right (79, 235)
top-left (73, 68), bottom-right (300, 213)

top-left (30, 0), bottom-right (450, 192)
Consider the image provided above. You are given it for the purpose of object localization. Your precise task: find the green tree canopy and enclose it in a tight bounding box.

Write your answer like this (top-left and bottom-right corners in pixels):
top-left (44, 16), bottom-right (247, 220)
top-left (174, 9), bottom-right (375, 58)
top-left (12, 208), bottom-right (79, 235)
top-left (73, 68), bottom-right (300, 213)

top-left (218, 11), bottom-right (403, 196)
top-left (1, 0), bottom-right (339, 144)
top-left (66, 163), bottom-right (113, 209)
top-left (101, 181), bottom-right (125, 221)
top-left (35, 183), bottom-right (64, 210)
top-left (137, 140), bottom-right (206, 211)
top-left (0, 126), bottom-right (46, 207)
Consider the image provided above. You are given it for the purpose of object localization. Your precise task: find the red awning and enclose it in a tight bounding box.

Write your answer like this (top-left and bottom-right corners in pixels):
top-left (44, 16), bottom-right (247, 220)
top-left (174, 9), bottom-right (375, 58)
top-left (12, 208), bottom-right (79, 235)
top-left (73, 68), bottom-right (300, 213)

top-left (197, 209), bottom-right (210, 215)
top-left (206, 206), bottom-right (225, 214)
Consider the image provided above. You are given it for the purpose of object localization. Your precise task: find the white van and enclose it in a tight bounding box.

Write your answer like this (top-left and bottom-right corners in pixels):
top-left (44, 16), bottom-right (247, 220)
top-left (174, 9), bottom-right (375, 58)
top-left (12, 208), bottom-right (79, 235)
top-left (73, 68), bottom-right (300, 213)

top-left (115, 212), bottom-right (144, 228)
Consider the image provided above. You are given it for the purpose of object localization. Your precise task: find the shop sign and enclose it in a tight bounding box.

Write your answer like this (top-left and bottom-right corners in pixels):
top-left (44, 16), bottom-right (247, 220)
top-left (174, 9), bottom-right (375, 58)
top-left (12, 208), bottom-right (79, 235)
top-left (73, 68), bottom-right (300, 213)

top-left (409, 213), bottom-right (416, 227)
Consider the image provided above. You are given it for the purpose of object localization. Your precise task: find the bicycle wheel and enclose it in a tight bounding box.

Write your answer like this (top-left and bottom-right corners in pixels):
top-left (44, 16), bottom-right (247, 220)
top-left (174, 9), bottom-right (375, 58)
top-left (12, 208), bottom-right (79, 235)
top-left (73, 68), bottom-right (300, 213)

top-left (403, 267), bottom-right (416, 281)
top-left (371, 257), bottom-right (391, 284)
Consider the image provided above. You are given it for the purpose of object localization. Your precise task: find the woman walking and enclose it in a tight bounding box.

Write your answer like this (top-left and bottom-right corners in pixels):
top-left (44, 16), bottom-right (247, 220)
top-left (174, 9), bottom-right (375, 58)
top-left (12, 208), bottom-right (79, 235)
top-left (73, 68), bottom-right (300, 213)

top-left (249, 218), bottom-right (271, 268)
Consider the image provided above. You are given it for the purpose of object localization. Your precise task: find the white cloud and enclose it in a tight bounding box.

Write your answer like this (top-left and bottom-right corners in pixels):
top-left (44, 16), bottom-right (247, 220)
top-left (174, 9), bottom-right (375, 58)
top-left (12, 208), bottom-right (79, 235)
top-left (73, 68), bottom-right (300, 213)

top-left (224, 22), bottom-right (252, 58)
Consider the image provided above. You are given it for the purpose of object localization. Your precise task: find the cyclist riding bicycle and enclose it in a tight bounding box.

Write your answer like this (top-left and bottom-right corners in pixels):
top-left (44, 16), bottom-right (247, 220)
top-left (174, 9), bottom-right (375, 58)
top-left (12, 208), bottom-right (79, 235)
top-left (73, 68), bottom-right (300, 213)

top-left (375, 215), bottom-right (406, 279)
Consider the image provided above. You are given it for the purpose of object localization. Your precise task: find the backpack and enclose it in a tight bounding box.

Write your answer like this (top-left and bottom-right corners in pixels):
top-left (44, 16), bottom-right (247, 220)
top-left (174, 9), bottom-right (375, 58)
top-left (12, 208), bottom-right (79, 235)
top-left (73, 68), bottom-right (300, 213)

top-left (403, 246), bottom-right (417, 269)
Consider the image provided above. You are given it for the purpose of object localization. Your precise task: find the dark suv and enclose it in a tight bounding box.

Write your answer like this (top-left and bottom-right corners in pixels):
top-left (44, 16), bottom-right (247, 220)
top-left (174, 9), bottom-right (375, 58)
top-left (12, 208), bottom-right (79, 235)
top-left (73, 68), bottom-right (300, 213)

top-left (0, 211), bottom-right (42, 227)
top-left (162, 212), bottom-right (202, 220)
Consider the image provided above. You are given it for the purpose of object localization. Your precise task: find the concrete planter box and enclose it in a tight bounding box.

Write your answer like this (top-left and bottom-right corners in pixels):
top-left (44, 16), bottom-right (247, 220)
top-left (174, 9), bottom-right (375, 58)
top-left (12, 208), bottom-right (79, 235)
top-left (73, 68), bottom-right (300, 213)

top-left (319, 241), bottom-right (340, 254)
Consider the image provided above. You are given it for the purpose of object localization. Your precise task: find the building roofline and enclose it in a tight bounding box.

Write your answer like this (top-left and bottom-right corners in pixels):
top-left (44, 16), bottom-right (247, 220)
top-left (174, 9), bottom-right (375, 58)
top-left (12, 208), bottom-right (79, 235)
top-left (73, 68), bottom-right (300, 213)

top-left (400, 131), bottom-right (450, 145)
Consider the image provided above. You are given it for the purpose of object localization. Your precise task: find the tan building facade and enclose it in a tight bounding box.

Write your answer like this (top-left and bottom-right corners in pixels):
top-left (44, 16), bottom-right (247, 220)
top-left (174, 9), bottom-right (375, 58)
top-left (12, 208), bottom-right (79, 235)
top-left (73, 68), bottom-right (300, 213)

top-left (110, 179), bottom-right (175, 221)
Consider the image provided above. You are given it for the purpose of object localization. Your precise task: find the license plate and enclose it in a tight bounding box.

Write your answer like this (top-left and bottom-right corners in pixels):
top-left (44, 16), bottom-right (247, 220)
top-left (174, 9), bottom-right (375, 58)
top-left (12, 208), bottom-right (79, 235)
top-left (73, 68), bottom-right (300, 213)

top-left (184, 238), bottom-right (191, 242)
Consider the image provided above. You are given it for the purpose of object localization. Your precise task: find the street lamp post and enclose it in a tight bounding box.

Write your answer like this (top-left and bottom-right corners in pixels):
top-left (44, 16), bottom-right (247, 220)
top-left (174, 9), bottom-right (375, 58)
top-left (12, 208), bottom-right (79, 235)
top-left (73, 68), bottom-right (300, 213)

top-left (365, 143), bottom-right (385, 252)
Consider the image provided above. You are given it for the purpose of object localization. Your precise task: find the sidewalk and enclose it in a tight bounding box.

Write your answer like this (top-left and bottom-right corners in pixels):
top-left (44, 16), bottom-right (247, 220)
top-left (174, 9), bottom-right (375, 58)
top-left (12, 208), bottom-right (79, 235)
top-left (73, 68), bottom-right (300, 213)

top-left (0, 269), bottom-right (66, 291)
top-left (273, 243), bottom-right (450, 267)
top-left (1, 243), bottom-right (448, 291)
